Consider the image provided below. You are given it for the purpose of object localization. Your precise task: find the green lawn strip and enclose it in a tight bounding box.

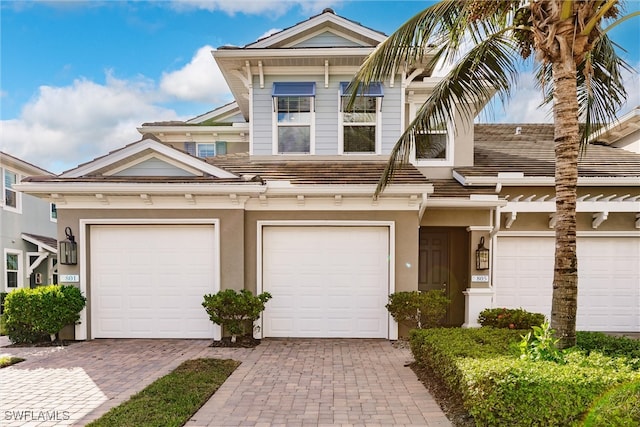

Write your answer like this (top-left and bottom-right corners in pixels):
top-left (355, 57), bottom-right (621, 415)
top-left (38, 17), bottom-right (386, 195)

top-left (87, 358), bottom-right (240, 427)
top-left (0, 355), bottom-right (25, 368)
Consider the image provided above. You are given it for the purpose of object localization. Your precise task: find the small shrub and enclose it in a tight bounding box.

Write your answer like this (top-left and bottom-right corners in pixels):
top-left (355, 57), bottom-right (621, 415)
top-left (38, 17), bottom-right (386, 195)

top-left (519, 321), bottom-right (564, 363)
top-left (202, 289), bottom-right (272, 341)
top-left (478, 307), bottom-right (545, 329)
top-left (386, 290), bottom-right (450, 329)
top-left (0, 292), bottom-right (7, 314)
top-left (3, 285), bottom-right (86, 343)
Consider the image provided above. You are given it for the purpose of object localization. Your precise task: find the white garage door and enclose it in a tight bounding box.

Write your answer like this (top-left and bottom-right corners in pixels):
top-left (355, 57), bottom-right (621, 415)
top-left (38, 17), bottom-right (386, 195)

top-left (262, 226), bottom-right (390, 338)
top-left (91, 225), bottom-right (217, 338)
top-left (495, 236), bottom-right (640, 331)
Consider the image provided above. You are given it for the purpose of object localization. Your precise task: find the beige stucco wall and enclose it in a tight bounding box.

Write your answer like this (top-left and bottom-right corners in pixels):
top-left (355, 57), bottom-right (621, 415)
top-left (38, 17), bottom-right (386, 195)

top-left (56, 208), bottom-right (245, 338)
top-left (420, 208), bottom-right (493, 227)
top-left (243, 210), bottom-right (420, 295)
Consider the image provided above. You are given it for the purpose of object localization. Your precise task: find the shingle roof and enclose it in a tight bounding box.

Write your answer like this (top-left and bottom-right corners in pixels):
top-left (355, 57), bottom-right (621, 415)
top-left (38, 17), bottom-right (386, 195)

top-left (22, 233), bottom-right (57, 249)
top-left (429, 179), bottom-right (495, 198)
top-left (208, 153), bottom-right (429, 185)
top-left (456, 124), bottom-right (640, 178)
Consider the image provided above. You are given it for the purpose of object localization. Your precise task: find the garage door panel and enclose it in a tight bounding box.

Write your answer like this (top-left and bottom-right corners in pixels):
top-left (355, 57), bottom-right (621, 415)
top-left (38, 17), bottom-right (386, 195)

top-left (262, 226), bottom-right (389, 338)
top-left (496, 236), bottom-right (639, 332)
top-left (91, 225), bottom-right (216, 339)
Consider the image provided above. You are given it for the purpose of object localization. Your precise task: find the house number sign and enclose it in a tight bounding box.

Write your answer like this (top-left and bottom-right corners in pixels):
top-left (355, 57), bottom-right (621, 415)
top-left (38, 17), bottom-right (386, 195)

top-left (471, 275), bottom-right (489, 283)
top-left (60, 274), bottom-right (80, 283)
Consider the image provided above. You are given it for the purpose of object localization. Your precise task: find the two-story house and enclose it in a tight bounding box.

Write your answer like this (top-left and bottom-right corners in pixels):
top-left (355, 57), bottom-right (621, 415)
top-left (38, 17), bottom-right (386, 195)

top-left (16, 9), bottom-right (640, 340)
top-left (1, 151), bottom-right (58, 295)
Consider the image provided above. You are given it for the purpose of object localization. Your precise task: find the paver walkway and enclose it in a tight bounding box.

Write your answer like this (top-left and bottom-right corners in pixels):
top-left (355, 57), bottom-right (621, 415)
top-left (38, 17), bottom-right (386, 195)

top-left (0, 336), bottom-right (450, 427)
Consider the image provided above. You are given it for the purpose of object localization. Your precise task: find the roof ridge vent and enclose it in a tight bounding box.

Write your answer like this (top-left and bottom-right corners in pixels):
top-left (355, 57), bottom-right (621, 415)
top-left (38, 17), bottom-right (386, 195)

top-left (515, 126), bottom-right (522, 135)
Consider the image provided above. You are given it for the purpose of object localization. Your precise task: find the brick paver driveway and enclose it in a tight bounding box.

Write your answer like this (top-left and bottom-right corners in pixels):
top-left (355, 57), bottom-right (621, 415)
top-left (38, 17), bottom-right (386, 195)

top-left (1, 337), bottom-right (450, 427)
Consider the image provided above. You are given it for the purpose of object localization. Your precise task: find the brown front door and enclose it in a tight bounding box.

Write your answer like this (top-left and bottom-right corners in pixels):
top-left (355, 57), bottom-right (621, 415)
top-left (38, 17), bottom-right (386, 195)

top-left (419, 227), bottom-right (468, 326)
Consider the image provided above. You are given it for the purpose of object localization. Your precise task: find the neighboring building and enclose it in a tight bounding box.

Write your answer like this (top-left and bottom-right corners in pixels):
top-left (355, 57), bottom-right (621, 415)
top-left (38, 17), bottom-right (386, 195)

top-left (16, 9), bottom-right (640, 340)
top-left (1, 151), bottom-right (57, 293)
top-left (591, 106), bottom-right (640, 153)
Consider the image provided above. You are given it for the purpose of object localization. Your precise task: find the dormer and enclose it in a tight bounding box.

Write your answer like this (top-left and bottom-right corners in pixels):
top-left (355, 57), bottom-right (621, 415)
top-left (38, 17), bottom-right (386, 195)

top-left (212, 8), bottom-right (486, 177)
top-left (137, 102), bottom-right (250, 159)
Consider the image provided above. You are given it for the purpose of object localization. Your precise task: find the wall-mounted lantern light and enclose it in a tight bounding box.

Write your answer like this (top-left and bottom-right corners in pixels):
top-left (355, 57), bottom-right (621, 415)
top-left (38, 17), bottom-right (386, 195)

top-left (60, 226), bottom-right (77, 265)
top-left (475, 236), bottom-right (490, 270)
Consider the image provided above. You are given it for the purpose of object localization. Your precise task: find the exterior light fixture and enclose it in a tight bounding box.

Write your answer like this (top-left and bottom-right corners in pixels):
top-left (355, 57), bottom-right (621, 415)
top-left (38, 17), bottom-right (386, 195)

top-left (475, 236), bottom-right (490, 270)
top-left (60, 226), bottom-right (77, 265)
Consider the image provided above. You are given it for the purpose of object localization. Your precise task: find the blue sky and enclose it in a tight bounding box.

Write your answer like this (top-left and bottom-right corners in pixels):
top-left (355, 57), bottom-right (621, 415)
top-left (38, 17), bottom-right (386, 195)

top-left (1, 0), bottom-right (639, 173)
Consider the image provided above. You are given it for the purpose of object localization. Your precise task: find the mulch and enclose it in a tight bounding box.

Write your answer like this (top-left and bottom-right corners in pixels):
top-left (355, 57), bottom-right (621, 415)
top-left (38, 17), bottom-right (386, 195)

top-left (209, 335), bottom-right (261, 348)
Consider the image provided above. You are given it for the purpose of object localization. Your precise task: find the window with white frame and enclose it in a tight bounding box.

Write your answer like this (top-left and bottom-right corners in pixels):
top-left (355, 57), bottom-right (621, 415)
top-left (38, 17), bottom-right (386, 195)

top-left (184, 141), bottom-right (227, 158)
top-left (339, 82), bottom-right (383, 154)
top-left (272, 82), bottom-right (315, 154)
top-left (3, 169), bottom-right (20, 211)
top-left (413, 113), bottom-right (452, 165)
top-left (5, 250), bottom-right (23, 289)
top-left (50, 203), bottom-right (57, 222)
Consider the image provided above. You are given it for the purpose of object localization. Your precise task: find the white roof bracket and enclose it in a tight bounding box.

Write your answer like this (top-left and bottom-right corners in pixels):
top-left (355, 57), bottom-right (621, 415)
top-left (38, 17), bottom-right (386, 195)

top-left (26, 252), bottom-right (49, 276)
top-left (592, 211), bottom-right (609, 229)
top-left (636, 213), bottom-right (640, 229)
top-left (548, 213), bottom-right (557, 229)
top-left (140, 194), bottom-right (153, 205)
top-left (258, 61), bottom-right (264, 89)
top-left (96, 194), bottom-right (109, 205)
top-left (505, 212), bottom-right (517, 229)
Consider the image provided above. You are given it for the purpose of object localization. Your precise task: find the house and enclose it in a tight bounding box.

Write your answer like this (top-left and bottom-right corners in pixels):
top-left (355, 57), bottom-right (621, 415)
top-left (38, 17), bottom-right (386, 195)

top-left (15, 9), bottom-right (640, 340)
top-left (591, 106), bottom-right (640, 153)
top-left (1, 151), bottom-right (58, 294)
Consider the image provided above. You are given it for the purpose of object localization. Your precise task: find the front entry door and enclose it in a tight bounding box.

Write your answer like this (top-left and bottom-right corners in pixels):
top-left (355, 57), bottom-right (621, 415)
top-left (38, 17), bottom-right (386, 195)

top-left (419, 227), bottom-right (467, 326)
top-left (419, 231), bottom-right (449, 292)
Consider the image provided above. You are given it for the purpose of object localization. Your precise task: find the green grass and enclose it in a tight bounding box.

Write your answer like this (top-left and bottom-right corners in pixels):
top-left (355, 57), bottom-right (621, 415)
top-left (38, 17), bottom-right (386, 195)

top-left (0, 355), bottom-right (25, 368)
top-left (87, 358), bottom-right (240, 427)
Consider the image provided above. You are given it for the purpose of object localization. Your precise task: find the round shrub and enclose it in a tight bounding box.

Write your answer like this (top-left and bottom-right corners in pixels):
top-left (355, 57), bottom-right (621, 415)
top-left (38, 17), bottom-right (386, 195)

top-left (3, 285), bottom-right (86, 343)
top-left (202, 289), bottom-right (272, 341)
top-left (386, 290), bottom-right (451, 329)
top-left (478, 307), bottom-right (545, 329)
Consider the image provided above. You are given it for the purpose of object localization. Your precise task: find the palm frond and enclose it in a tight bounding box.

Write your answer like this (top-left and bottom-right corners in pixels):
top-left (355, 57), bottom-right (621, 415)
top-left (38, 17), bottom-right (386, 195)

top-left (578, 34), bottom-right (631, 148)
top-left (375, 33), bottom-right (522, 195)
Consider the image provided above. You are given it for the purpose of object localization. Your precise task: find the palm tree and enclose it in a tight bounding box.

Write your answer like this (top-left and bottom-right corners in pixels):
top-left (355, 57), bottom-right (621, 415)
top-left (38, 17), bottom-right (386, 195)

top-left (352, 0), bottom-right (637, 348)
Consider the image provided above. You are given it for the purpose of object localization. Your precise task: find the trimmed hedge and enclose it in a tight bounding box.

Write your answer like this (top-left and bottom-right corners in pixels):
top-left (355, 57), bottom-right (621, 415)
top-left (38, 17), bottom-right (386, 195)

top-left (478, 307), bottom-right (545, 329)
top-left (3, 285), bottom-right (86, 343)
top-left (410, 328), bottom-right (640, 427)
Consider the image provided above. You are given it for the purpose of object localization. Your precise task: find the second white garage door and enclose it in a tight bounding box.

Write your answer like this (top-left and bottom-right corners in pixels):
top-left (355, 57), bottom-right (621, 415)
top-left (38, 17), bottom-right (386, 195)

top-left (91, 224), bottom-right (217, 339)
top-left (495, 236), bottom-right (640, 331)
top-left (262, 226), bottom-right (390, 338)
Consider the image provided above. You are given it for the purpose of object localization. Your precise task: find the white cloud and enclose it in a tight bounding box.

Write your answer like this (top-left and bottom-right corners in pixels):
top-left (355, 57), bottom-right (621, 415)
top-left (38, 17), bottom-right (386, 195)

top-left (0, 74), bottom-right (181, 174)
top-left (169, 0), bottom-right (341, 16)
top-left (160, 46), bottom-right (231, 104)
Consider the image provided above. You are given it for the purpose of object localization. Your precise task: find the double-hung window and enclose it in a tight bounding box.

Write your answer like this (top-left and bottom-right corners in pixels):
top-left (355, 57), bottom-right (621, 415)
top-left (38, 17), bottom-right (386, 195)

top-left (272, 82), bottom-right (315, 154)
top-left (5, 250), bottom-right (23, 289)
top-left (3, 169), bottom-right (20, 212)
top-left (411, 106), bottom-right (453, 166)
top-left (339, 82), bottom-right (383, 154)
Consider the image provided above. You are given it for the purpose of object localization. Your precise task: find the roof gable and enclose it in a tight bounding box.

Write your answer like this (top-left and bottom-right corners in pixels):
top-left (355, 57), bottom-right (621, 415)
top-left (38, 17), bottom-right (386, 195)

top-left (60, 136), bottom-right (237, 179)
top-left (0, 151), bottom-right (53, 176)
top-left (246, 8), bottom-right (386, 49)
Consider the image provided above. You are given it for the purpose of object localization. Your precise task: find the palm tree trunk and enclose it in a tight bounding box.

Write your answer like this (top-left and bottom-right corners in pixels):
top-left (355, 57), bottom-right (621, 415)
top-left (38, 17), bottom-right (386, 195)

top-left (550, 60), bottom-right (579, 349)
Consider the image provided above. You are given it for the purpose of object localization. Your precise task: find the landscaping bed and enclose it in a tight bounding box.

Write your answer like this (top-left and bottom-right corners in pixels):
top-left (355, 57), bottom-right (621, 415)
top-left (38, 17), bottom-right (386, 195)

top-left (410, 328), bottom-right (640, 427)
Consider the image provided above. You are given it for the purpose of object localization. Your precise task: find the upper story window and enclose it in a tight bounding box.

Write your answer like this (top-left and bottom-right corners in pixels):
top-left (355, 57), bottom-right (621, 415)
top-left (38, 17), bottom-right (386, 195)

top-left (50, 203), bottom-right (58, 222)
top-left (184, 141), bottom-right (228, 158)
top-left (410, 107), bottom-right (453, 166)
top-left (3, 169), bottom-right (21, 212)
top-left (272, 82), bottom-right (316, 154)
top-left (339, 82), bottom-right (383, 154)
